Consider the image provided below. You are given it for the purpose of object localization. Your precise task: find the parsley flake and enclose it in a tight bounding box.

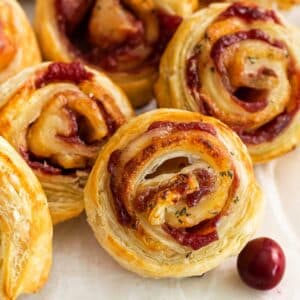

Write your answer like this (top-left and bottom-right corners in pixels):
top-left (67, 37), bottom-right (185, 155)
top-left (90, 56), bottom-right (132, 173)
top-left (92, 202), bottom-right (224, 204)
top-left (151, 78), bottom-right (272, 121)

top-left (247, 56), bottom-right (257, 64)
top-left (220, 170), bottom-right (233, 178)
top-left (234, 196), bottom-right (240, 204)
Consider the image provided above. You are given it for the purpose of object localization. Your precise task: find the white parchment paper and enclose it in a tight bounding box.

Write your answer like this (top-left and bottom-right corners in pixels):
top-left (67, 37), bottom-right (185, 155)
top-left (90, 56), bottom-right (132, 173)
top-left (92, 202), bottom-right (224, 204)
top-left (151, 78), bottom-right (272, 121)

top-left (20, 1), bottom-right (300, 299)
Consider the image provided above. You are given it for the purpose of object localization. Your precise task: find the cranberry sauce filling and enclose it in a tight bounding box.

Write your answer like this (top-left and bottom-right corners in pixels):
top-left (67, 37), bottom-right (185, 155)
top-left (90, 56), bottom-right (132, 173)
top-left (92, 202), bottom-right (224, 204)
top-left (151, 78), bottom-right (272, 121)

top-left (56, 107), bottom-right (84, 145)
top-left (56, 101), bottom-right (118, 146)
top-left (135, 169), bottom-right (215, 212)
top-left (135, 173), bottom-right (192, 212)
top-left (237, 112), bottom-right (293, 145)
top-left (147, 121), bottom-right (216, 136)
top-left (218, 2), bottom-right (281, 24)
top-left (232, 87), bottom-right (268, 113)
top-left (55, 0), bottom-right (182, 71)
top-left (186, 53), bottom-right (200, 92)
top-left (96, 101), bottom-right (119, 135)
top-left (35, 62), bottom-right (92, 88)
top-left (150, 11), bottom-right (182, 64)
top-left (185, 169), bottom-right (215, 207)
top-left (186, 51), bottom-right (213, 114)
top-left (20, 148), bottom-right (64, 175)
top-left (164, 218), bottom-right (219, 250)
top-left (21, 144), bottom-right (87, 176)
top-left (108, 150), bottom-right (133, 225)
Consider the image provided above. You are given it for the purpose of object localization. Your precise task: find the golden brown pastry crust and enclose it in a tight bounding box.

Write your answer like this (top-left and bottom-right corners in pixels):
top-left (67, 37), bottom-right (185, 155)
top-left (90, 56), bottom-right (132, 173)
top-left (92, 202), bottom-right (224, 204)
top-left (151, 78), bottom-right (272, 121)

top-left (0, 0), bottom-right (41, 83)
top-left (156, 2), bottom-right (300, 163)
top-left (84, 109), bottom-right (263, 278)
top-left (35, 0), bottom-right (198, 107)
top-left (0, 61), bottom-right (134, 224)
top-left (0, 137), bottom-right (52, 300)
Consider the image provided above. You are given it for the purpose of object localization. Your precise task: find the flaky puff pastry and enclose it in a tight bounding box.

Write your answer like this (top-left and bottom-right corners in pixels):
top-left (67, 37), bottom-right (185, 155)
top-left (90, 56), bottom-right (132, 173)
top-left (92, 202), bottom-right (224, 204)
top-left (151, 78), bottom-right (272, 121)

top-left (199, 1), bottom-right (300, 10)
top-left (0, 61), bottom-right (134, 224)
top-left (35, 0), bottom-right (198, 107)
top-left (84, 109), bottom-right (263, 278)
top-left (0, 137), bottom-right (52, 300)
top-left (156, 2), bottom-right (300, 163)
top-left (0, 0), bottom-right (41, 83)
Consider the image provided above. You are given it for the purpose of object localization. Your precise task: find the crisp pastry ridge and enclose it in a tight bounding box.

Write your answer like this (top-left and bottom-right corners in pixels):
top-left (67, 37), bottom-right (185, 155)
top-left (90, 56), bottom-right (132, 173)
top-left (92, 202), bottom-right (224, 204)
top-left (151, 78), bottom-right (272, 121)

top-left (84, 109), bottom-right (263, 278)
top-left (0, 0), bottom-right (41, 83)
top-left (0, 61), bottom-right (134, 224)
top-left (0, 136), bottom-right (52, 300)
top-left (156, 2), bottom-right (300, 163)
top-left (34, 0), bottom-right (198, 107)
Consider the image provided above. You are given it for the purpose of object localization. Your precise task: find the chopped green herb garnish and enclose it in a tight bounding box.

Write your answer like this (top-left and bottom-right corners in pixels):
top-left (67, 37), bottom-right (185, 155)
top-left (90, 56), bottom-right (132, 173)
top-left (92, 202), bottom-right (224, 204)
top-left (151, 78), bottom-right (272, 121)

top-left (175, 207), bottom-right (191, 218)
top-left (194, 44), bottom-right (203, 54)
top-left (204, 32), bottom-right (210, 41)
top-left (180, 207), bottom-right (187, 216)
top-left (209, 210), bottom-right (219, 216)
top-left (220, 170), bottom-right (233, 178)
top-left (234, 196), bottom-right (240, 204)
top-left (247, 56), bottom-right (257, 64)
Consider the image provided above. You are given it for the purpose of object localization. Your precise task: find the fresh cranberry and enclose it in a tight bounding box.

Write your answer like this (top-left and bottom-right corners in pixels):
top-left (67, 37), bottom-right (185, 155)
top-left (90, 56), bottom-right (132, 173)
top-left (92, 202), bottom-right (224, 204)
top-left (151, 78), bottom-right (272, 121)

top-left (237, 237), bottom-right (285, 290)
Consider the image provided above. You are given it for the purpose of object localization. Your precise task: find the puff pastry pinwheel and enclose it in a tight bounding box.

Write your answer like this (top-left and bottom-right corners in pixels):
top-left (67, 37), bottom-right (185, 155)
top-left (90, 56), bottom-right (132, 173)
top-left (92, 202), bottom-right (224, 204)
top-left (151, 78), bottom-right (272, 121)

top-left (35, 0), bottom-right (198, 107)
top-left (84, 109), bottom-right (263, 278)
top-left (0, 0), bottom-right (41, 83)
top-left (0, 61), bottom-right (134, 224)
top-left (0, 137), bottom-right (52, 300)
top-left (199, 1), bottom-right (300, 10)
top-left (156, 2), bottom-right (300, 163)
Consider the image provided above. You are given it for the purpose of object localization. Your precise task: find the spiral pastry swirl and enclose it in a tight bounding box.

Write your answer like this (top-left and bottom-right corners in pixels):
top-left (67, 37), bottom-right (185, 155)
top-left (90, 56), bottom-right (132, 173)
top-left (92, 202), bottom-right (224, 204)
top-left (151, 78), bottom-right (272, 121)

top-left (0, 62), bottom-right (134, 224)
top-left (35, 0), bottom-right (198, 107)
top-left (84, 109), bottom-right (262, 278)
top-left (156, 2), bottom-right (300, 163)
top-left (0, 137), bottom-right (52, 300)
top-left (0, 0), bottom-right (41, 83)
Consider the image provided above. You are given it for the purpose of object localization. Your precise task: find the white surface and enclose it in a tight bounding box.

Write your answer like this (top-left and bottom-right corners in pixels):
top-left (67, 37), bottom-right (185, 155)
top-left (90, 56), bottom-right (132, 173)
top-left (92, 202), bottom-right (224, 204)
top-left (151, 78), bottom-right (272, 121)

top-left (20, 1), bottom-right (300, 299)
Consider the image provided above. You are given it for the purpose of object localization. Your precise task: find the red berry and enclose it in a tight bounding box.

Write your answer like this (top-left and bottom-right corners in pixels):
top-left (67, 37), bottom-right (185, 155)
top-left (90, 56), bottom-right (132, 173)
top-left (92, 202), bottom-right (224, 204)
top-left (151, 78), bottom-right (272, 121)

top-left (237, 237), bottom-right (285, 290)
